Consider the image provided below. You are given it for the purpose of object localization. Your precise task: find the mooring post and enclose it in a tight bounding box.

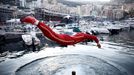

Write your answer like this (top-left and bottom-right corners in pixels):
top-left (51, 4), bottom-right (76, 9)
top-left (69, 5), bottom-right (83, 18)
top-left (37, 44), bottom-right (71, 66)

top-left (72, 71), bottom-right (76, 75)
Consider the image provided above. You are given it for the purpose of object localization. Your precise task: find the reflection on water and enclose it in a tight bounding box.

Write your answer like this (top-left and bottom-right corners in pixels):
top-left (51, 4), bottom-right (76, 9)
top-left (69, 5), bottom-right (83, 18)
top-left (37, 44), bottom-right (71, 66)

top-left (104, 31), bottom-right (134, 45)
top-left (98, 30), bottom-right (134, 54)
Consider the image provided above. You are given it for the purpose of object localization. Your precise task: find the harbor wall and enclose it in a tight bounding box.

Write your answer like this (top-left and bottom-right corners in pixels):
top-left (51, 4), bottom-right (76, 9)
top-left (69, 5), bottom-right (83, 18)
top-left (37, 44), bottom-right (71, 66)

top-left (0, 32), bottom-right (57, 53)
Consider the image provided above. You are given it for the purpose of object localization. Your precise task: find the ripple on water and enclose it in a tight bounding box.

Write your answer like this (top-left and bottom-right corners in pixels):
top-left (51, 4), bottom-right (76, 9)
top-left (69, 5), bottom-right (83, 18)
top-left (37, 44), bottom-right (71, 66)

top-left (16, 54), bottom-right (124, 75)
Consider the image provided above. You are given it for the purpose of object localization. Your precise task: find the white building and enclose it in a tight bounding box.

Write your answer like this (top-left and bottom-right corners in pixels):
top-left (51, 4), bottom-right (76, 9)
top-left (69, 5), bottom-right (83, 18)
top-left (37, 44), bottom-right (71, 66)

top-left (19, 0), bottom-right (43, 9)
top-left (41, 0), bottom-right (78, 15)
top-left (19, 0), bottom-right (26, 7)
top-left (77, 4), bottom-right (98, 16)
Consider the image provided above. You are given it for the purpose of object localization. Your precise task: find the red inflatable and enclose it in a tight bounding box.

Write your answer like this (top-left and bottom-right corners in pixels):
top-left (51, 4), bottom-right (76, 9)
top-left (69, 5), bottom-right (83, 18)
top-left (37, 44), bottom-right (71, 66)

top-left (20, 16), bottom-right (101, 48)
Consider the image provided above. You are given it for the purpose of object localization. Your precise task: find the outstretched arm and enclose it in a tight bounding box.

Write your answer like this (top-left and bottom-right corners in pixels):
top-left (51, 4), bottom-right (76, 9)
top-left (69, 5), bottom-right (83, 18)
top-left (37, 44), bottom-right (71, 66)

top-left (73, 33), bottom-right (101, 48)
top-left (86, 34), bottom-right (101, 48)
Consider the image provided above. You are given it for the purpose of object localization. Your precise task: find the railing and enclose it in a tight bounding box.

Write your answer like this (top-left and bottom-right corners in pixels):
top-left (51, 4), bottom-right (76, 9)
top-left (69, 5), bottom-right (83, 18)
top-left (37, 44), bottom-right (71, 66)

top-left (43, 8), bottom-right (78, 16)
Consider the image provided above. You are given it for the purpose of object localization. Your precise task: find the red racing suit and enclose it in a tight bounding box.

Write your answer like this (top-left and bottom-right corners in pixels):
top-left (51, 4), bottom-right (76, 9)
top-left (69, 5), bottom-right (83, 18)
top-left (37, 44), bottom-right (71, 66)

top-left (37, 22), bottom-right (99, 46)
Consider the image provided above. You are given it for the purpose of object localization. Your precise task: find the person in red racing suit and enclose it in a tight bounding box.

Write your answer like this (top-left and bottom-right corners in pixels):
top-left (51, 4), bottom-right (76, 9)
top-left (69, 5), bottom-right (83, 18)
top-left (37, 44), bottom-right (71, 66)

top-left (20, 16), bottom-right (101, 48)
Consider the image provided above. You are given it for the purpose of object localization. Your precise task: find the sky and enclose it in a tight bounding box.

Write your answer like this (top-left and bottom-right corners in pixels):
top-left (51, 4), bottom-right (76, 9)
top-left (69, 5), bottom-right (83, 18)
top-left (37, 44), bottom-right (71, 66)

top-left (65, 0), bottom-right (111, 2)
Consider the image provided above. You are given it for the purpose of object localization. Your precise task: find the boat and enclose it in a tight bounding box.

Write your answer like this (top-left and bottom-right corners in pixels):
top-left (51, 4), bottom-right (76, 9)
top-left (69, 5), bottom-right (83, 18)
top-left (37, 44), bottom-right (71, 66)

top-left (90, 21), bottom-right (110, 34)
top-left (22, 32), bottom-right (40, 46)
top-left (125, 18), bottom-right (134, 30)
top-left (103, 21), bottom-right (121, 34)
top-left (90, 27), bottom-right (110, 34)
top-left (66, 23), bottom-right (79, 29)
top-left (52, 15), bottom-right (80, 34)
top-left (81, 21), bottom-right (109, 34)
top-left (119, 23), bottom-right (130, 31)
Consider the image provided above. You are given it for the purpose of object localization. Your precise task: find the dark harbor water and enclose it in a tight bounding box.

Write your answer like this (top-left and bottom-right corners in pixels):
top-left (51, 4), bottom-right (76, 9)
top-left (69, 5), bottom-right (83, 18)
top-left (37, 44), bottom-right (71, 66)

top-left (98, 30), bottom-right (134, 54)
top-left (0, 30), bottom-right (134, 75)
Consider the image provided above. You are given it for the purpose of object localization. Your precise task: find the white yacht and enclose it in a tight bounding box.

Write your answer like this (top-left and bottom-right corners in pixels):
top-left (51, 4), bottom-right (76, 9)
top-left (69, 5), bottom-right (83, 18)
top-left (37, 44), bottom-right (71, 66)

top-left (90, 21), bottom-right (110, 34)
top-left (103, 21), bottom-right (122, 34)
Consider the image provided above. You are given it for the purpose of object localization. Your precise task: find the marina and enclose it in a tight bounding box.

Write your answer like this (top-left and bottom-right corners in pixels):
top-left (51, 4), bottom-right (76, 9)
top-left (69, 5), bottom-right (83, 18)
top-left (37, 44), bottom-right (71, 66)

top-left (0, 0), bottom-right (134, 75)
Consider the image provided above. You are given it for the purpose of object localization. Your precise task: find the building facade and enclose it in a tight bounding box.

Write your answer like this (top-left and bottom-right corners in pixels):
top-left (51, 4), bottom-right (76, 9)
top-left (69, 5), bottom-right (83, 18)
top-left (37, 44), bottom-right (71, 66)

top-left (0, 5), bottom-right (17, 25)
top-left (0, 0), bottom-right (20, 6)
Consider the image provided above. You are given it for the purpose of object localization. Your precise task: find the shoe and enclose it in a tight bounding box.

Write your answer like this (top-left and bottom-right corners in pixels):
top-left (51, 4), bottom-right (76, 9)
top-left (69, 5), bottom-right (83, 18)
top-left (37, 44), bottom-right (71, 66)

top-left (20, 16), bottom-right (37, 25)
